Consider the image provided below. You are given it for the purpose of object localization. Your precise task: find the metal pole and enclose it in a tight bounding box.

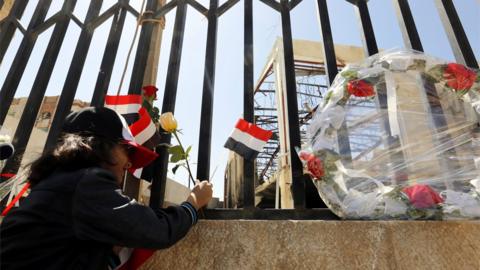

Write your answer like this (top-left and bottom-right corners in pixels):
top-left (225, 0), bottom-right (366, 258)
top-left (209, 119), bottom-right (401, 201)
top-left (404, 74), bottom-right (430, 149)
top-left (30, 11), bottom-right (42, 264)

top-left (90, 3), bottom-right (129, 107)
top-left (3, 0), bottom-right (77, 174)
top-left (150, 0), bottom-right (187, 208)
top-left (434, 0), bottom-right (478, 68)
top-left (0, 0), bottom-right (52, 127)
top-left (128, 0), bottom-right (159, 93)
top-left (392, 0), bottom-right (423, 51)
top-left (316, 0), bottom-right (352, 163)
top-left (393, 0), bottom-right (459, 189)
top-left (353, 0), bottom-right (378, 56)
top-left (0, 0), bottom-right (28, 64)
top-left (122, 0), bottom-right (159, 200)
top-left (280, 0), bottom-right (305, 208)
top-left (242, 0), bottom-right (255, 208)
top-left (45, 0), bottom-right (103, 151)
top-left (197, 0), bottom-right (218, 181)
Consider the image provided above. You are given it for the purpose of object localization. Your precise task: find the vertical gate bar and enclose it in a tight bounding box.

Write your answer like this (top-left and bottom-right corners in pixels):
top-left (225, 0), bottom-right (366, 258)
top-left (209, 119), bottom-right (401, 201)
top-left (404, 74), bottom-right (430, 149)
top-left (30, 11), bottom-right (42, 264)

top-left (128, 0), bottom-right (159, 94)
top-left (434, 0), bottom-right (479, 68)
top-left (353, 0), bottom-right (378, 56)
top-left (2, 0), bottom-right (78, 174)
top-left (352, 0), bottom-right (408, 183)
top-left (280, 0), bottom-right (305, 208)
top-left (243, 0), bottom-right (255, 208)
top-left (315, 0), bottom-right (339, 84)
top-left (316, 0), bottom-right (352, 163)
top-left (90, 3), bottom-right (129, 107)
top-left (44, 0), bottom-right (103, 151)
top-left (392, 0), bottom-right (423, 51)
top-left (393, 0), bottom-right (460, 189)
top-left (0, 0), bottom-right (28, 64)
top-left (0, 0), bottom-right (52, 127)
top-left (150, 0), bottom-right (187, 208)
top-left (197, 0), bottom-right (218, 181)
top-left (122, 0), bottom-right (158, 200)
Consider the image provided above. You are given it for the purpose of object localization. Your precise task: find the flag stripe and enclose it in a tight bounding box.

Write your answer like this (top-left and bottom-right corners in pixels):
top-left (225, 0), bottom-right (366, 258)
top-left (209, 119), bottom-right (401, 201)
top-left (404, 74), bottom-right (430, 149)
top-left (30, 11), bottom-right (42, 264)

top-left (224, 138), bottom-right (260, 160)
top-left (105, 104), bottom-right (142, 115)
top-left (2, 182), bottom-right (30, 216)
top-left (121, 113), bottom-right (139, 126)
top-left (105, 95), bottom-right (142, 105)
top-left (134, 121), bottom-right (156, 145)
top-left (229, 128), bottom-right (267, 152)
top-left (234, 118), bottom-right (272, 142)
top-left (129, 108), bottom-right (156, 145)
top-left (129, 108), bottom-right (152, 136)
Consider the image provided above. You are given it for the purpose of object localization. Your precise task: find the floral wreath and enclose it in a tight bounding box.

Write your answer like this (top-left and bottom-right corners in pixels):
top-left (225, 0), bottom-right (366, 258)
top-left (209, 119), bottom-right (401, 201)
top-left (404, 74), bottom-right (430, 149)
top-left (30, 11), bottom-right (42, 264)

top-left (298, 49), bottom-right (480, 220)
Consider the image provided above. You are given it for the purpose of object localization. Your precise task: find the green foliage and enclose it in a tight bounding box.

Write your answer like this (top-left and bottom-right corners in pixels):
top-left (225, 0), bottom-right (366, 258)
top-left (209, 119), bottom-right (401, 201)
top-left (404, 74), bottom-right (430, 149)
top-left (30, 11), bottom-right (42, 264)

top-left (168, 144), bottom-right (192, 165)
top-left (340, 70), bottom-right (358, 80)
top-left (168, 145), bottom-right (184, 163)
top-left (142, 97), bottom-right (160, 124)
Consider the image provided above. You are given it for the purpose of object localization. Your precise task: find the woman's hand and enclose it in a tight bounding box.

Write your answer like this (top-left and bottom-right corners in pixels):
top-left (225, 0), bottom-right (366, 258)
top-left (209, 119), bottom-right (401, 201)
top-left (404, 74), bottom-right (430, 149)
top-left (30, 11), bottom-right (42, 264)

top-left (186, 180), bottom-right (213, 210)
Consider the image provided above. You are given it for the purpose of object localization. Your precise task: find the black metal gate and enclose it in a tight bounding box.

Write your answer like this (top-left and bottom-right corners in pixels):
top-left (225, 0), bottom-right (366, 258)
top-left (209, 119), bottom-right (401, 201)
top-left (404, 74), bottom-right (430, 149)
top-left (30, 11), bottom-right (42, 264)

top-left (0, 0), bottom-right (477, 220)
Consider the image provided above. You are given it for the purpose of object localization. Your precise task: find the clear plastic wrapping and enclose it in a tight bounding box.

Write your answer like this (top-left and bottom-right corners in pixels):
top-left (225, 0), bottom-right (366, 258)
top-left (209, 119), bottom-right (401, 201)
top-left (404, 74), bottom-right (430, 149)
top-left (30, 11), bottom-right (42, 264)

top-left (300, 49), bottom-right (480, 220)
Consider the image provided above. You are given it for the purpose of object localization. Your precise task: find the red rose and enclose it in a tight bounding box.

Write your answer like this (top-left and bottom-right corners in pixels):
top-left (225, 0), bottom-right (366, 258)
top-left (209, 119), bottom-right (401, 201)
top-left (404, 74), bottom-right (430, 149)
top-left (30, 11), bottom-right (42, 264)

top-left (307, 157), bottom-right (325, 179)
top-left (299, 151), bottom-right (314, 161)
top-left (402, 184), bottom-right (443, 209)
top-left (142, 85), bottom-right (158, 100)
top-left (298, 151), bottom-right (324, 180)
top-left (347, 79), bottom-right (375, 97)
top-left (443, 63), bottom-right (476, 91)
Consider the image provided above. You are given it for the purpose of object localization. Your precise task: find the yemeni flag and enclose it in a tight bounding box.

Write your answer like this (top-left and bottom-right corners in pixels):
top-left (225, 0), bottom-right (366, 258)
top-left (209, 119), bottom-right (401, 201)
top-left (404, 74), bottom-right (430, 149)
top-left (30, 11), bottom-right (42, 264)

top-left (224, 119), bottom-right (273, 160)
top-left (105, 95), bottom-right (158, 269)
top-left (105, 95), bottom-right (157, 177)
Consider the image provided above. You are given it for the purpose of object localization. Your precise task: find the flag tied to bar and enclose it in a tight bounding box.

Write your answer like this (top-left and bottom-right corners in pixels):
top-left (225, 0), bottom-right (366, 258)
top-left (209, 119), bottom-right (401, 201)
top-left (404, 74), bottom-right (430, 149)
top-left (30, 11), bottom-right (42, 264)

top-left (104, 95), bottom-right (156, 146)
top-left (224, 119), bottom-right (273, 160)
top-left (105, 95), bottom-right (158, 268)
top-left (105, 94), bottom-right (157, 179)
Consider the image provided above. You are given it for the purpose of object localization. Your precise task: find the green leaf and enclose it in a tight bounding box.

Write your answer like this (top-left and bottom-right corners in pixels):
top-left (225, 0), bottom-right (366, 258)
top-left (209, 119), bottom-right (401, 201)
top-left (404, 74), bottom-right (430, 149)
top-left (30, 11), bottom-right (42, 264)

top-left (168, 145), bottom-right (184, 155)
top-left (425, 64), bottom-right (445, 83)
top-left (340, 70), bottom-right (358, 80)
top-left (169, 145), bottom-right (185, 163)
top-left (170, 153), bottom-right (183, 163)
top-left (185, 145), bottom-right (192, 157)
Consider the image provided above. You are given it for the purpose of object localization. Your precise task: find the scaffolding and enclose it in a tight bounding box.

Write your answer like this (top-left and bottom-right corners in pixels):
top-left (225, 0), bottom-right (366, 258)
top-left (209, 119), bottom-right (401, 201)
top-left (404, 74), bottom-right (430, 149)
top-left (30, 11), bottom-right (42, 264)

top-left (251, 39), bottom-right (368, 208)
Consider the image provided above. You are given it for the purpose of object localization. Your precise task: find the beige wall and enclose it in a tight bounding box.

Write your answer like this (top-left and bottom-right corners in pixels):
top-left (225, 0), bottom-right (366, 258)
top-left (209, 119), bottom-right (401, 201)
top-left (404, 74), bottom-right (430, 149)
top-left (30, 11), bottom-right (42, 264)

top-left (141, 220), bottom-right (480, 270)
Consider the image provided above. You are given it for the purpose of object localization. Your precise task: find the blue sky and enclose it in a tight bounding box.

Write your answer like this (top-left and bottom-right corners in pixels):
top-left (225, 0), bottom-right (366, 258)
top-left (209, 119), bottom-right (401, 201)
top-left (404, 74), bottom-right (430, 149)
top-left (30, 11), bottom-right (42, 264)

top-left (0, 0), bottom-right (478, 198)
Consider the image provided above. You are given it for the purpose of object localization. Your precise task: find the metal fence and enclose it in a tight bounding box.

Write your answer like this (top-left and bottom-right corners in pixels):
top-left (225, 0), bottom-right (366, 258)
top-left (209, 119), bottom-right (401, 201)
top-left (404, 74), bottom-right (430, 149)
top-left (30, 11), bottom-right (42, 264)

top-left (0, 0), bottom-right (478, 220)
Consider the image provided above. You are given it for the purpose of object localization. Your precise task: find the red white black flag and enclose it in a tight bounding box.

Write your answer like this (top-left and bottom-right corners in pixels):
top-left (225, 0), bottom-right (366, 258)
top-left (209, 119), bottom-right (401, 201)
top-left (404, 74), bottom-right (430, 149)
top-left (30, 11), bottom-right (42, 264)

top-left (105, 95), bottom-right (156, 147)
top-left (105, 95), bottom-right (158, 269)
top-left (224, 119), bottom-right (273, 160)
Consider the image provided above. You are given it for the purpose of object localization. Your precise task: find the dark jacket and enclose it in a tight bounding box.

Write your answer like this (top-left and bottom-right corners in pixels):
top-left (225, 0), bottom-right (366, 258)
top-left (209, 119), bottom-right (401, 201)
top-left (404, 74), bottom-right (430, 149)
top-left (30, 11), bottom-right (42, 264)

top-left (0, 167), bottom-right (194, 269)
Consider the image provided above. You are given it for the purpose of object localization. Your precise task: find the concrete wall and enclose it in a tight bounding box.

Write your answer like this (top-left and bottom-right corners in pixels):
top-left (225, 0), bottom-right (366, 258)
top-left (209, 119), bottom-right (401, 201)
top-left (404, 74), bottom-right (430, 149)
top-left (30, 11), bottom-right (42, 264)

top-left (141, 220), bottom-right (480, 270)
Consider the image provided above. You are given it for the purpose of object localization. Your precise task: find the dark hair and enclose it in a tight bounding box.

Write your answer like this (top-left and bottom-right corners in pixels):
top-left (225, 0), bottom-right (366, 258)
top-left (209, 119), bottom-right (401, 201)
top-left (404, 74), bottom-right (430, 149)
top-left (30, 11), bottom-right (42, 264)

top-left (28, 133), bottom-right (118, 187)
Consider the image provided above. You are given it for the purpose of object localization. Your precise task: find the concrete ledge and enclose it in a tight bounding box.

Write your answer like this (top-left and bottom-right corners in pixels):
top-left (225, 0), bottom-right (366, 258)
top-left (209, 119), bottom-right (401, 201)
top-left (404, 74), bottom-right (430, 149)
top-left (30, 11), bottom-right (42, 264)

top-left (141, 220), bottom-right (480, 270)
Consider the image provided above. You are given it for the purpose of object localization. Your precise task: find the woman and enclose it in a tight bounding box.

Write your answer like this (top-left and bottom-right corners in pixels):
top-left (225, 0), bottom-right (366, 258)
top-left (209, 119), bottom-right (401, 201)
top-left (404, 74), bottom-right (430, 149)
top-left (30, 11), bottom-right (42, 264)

top-left (0, 107), bottom-right (213, 269)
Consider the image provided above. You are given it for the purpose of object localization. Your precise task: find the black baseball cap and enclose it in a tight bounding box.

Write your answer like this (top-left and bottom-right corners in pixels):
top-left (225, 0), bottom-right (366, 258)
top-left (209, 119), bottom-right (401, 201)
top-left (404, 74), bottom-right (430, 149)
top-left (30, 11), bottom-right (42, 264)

top-left (62, 107), bottom-right (158, 171)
